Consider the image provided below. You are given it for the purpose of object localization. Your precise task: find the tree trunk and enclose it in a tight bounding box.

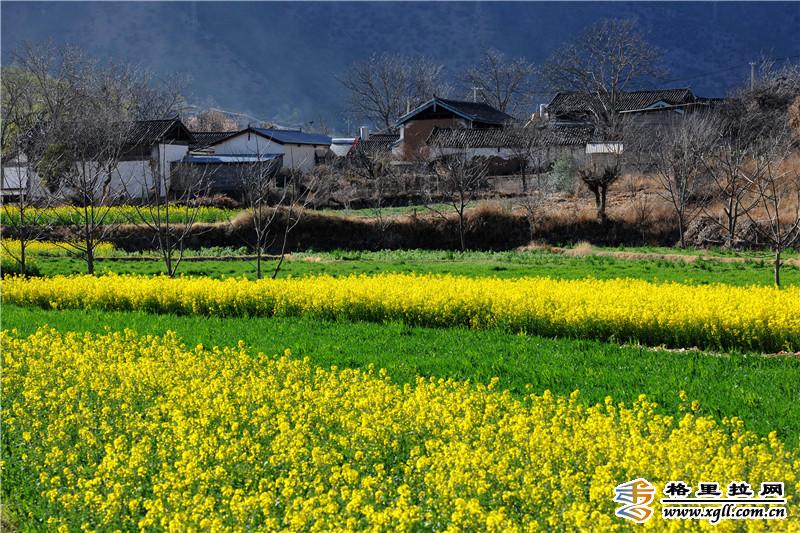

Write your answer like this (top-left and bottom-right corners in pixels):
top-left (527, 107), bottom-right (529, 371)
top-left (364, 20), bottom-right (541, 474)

top-left (87, 248), bottom-right (94, 275)
top-left (521, 171), bottom-right (528, 193)
top-left (677, 216), bottom-right (685, 248)
top-left (256, 244), bottom-right (263, 280)
top-left (457, 211), bottom-right (466, 251)
top-left (19, 241), bottom-right (26, 276)
top-left (774, 249), bottom-right (782, 288)
top-left (598, 185), bottom-right (608, 224)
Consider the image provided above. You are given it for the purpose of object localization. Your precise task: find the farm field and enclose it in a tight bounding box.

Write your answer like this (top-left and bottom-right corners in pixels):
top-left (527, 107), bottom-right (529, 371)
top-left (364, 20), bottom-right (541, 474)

top-left (3, 246), bottom-right (800, 530)
top-left (4, 304), bottom-right (800, 448)
top-left (20, 247), bottom-right (800, 286)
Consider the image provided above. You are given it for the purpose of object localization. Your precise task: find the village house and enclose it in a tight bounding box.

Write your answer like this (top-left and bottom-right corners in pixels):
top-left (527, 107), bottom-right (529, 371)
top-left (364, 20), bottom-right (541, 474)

top-left (1, 153), bottom-right (45, 202)
top-left (544, 88), bottom-right (720, 127)
top-left (111, 117), bottom-right (195, 199)
top-left (425, 124), bottom-right (594, 173)
top-left (392, 97), bottom-right (514, 160)
top-left (199, 127), bottom-right (332, 174)
top-left (347, 127), bottom-right (401, 158)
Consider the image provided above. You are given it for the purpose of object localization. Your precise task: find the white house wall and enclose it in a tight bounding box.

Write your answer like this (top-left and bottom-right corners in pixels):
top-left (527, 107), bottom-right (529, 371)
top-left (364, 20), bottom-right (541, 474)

top-left (212, 133), bottom-right (286, 158)
top-left (210, 133), bottom-right (323, 173)
top-left (281, 144), bottom-right (319, 173)
top-left (109, 143), bottom-right (188, 200)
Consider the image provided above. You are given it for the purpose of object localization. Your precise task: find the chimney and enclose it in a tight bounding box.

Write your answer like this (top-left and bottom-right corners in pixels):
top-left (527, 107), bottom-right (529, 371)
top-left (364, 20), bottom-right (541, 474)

top-left (359, 126), bottom-right (370, 140)
top-left (539, 104), bottom-right (548, 118)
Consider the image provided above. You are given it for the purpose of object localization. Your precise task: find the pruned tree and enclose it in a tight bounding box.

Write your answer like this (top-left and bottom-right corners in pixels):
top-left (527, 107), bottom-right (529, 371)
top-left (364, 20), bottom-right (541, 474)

top-left (577, 153), bottom-right (622, 225)
top-left (633, 113), bottom-right (717, 247)
top-left (338, 53), bottom-right (449, 129)
top-left (424, 137), bottom-right (491, 250)
top-left (741, 124), bottom-right (800, 287)
top-left (542, 18), bottom-right (663, 223)
top-left (542, 18), bottom-right (665, 139)
top-left (461, 48), bottom-right (536, 117)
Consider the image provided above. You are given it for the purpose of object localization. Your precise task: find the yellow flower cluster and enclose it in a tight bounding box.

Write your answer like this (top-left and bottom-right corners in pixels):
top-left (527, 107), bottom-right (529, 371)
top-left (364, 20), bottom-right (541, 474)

top-left (4, 273), bottom-right (800, 351)
top-left (3, 327), bottom-right (797, 531)
top-left (2, 204), bottom-right (235, 226)
top-left (0, 239), bottom-right (115, 258)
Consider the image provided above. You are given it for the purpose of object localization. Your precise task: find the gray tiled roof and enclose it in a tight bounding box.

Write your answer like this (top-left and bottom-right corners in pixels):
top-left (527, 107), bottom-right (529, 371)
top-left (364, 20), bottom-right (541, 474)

top-left (348, 133), bottom-right (400, 156)
top-left (548, 89), bottom-right (697, 115)
top-left (425, 125), bottom-right (593, 148)
top-left (126, 118), bottom-right (194, 146)
top-left (396, 97), bottom-right (514, 126)
top-left (190, 131), bottom-right (236, 148)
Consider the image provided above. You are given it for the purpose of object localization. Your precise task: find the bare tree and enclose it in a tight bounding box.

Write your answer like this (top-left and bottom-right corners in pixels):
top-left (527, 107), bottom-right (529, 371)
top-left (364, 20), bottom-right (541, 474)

top-left (624, 175), bottom-right (651, 244)
top-left (185, 108), bottom-right (240, 132)
top-left (461, 48), bottom-right (536, 117)
top-left (346, 141), bottom-right (398, 240)
top-left (699, 115), bottom-right (766, 248)
top-left (338, 53), bottom-right (449, 129)
top-left (1, 60), bottom-right (64, 275)
top-left (577, 153), bottom-right (622, 225)
top-left (424, 137), bottom-right (490, 250)
top-left (742, 124), bottom-right (800, 287)
top-left (233, 134), bottom-right (285, 278)
top-left (270, 168), bottom-right (320, 279)
top-left (542, 18), bottom-right (664, 139)
top-left (56, 61), bottom-right (148, 274)
top-left (634, 114), bottom-right (717, 247)
top-left (128, 157), bottom-right (212, 277)
top-left (508, 124), bottom-right (550, 193)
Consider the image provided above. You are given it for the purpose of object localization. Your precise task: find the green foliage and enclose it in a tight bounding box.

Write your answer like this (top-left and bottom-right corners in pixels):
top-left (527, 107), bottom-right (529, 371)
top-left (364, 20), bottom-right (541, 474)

top-left (548, 153), bottom-right (578, 192)
top-left (4, 304), bottom-right (799, 449)
top-left (29, 248), bottom-right (800, 287)
top-left (1, 257), bottom-right (41, 278)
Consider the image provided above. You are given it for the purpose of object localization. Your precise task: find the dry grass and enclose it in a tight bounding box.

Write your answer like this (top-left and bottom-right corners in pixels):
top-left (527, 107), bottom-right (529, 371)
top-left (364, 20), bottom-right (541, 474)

top-left (563, 241), bottom-right (594, 257)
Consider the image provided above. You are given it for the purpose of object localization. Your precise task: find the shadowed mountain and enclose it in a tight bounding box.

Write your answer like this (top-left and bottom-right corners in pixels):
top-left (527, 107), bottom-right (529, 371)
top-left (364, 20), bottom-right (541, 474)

top-left (2, 2), bottom-right (798, 133)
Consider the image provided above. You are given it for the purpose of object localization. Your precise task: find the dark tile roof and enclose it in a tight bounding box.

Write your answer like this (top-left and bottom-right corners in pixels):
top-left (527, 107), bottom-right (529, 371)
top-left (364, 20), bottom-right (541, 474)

top-left (252, 127), bottom-right (332, 146)
top-left (425, 125), bottom-right (593, 149)
top-left (190, 131), bottom-right (237, 149)
top-left (548, 89), bottom-right (697, 116)
top-left (347, 133), bottom-right (400, 157)
top-left (396, 97), bottom-right (514, 126)
top-left (126, 117), bottom-right (194, 146)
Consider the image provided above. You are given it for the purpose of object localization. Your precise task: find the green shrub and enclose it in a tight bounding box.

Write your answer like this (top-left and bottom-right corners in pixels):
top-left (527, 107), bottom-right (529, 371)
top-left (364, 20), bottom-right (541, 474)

top-left (548, 154), bottom-right (578, 192)
top-left (1, 257), bottom-right (41, 278)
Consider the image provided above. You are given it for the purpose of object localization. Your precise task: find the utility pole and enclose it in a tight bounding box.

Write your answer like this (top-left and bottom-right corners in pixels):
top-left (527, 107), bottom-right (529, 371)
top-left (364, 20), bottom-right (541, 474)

top-left (750, 61), bottom-right (757, 90)
top-left (472, 86), bottom-right (481, 103)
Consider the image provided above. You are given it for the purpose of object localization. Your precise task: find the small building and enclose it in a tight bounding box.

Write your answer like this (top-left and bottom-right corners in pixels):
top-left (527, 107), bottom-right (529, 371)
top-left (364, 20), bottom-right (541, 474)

top-left (392, 97), bottom-right (514, 160)
top-left (190, 131), bottom-right (239, 151)
top-left (1, 154), bottom-right (45, 202)
top-left (173, 153), bottom-right (283, 198)
top-left (425, 125), bottom-right (594, 173)
top-left (113, 117), bottom-right (195, 199)
top-left (330, 138), bottom-right (356, 157)
top-left (203, 127), bottom-right (332, 173)
top-left (347, 129), bottom-right (401, 158)
top-left (545, 88), bottom-right (717, 127)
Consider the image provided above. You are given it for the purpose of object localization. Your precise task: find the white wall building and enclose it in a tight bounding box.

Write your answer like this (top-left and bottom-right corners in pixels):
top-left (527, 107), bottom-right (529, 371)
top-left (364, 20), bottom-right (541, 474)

top-left (110, 118), bottom-right (193, 199)
top-left (206, 127), bottom-right (331, 173)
